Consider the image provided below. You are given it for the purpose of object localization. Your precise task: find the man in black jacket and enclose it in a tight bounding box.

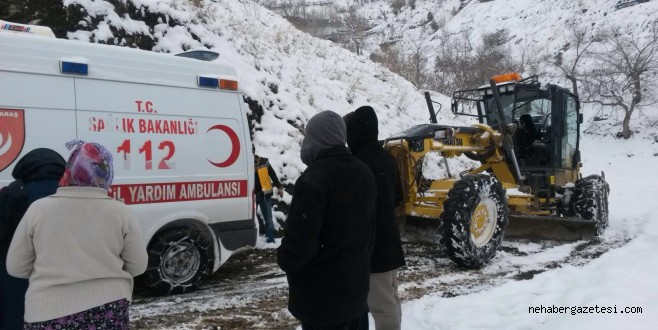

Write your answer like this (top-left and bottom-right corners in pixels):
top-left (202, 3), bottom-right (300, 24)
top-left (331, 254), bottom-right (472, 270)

top-left (346, 106), bottom-right (405, 330)
top-left (0, 148), bottom-right (65, 330)
top-left (277, 111), bottom-right (377, 330)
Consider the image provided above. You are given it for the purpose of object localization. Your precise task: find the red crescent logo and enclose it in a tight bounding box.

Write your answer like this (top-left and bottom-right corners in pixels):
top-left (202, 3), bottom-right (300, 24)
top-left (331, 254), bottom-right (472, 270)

top-left (0, 109), bottom-right (25, 172)
top-left (206, 124), bottom-right (240, 168)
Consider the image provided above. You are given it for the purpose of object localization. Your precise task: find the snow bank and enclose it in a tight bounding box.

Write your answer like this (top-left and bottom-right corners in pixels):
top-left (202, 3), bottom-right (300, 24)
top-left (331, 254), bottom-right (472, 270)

top-left (403, 211), bottom-right (658, 329)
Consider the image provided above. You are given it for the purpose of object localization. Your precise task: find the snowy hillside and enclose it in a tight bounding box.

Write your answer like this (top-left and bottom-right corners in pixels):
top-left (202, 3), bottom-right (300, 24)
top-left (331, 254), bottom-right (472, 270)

top-left (348, 0), bottom-right (658, 47)
top-left (339, 0), bottom-right (658, 73)
top-left (59, 0), bottom-right (469, 188)
top-left (274, 0), bottom-right (658, 139)
top-left (31, 0), bottom-right (658, 181)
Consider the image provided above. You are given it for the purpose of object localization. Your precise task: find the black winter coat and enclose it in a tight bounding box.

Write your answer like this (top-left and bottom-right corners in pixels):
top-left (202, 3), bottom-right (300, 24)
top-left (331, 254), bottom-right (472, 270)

top-left (1, 148), bottom-right (64, 255)
top-left (277, 146), bottom-right (376, 326)
top-left (354, 142), bottom-right (406, 273)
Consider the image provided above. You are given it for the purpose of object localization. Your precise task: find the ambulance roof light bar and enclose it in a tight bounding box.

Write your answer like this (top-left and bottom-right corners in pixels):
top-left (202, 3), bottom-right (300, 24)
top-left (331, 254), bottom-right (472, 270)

top-left (197, 75), bottom-right (239, 91)
top-left (198, 76), bottom-right (219, 88)
top-left (220, 79), bottom-right (238, 91)
top-left (0, 20), bottom-right (55, 38)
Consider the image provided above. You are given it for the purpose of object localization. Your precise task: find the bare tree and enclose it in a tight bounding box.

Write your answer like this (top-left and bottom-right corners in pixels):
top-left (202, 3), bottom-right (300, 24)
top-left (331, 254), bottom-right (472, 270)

top-left (429, 29), bottom-right (516, 94)
top-left (372, 44), bottom-right (406, 78)
top-left (583, 25), bottom-right (658, 139)
top-left (544, 25), bottom-right (596, 97)
top-left (512, 40), bottom-right (542, 77)
top-left (406, 39), bottom-right (430, 88)
top-left (428, 30), bottom-right (475, 93)
top-left (277, 0), bottom-right (307, 18)
top-left (340, 6), bottom-right (369, 55)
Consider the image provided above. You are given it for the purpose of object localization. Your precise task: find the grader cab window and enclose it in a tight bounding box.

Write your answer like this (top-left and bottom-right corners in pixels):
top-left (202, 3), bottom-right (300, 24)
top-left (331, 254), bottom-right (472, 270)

top-left (481, 89), bottom-right (548, 128)
top-left (513, 98), bottom-right (552, 143)
top-left (562, 95), bottom-right (579, 168)
top-left (482, 94), bottom-right (513, 127)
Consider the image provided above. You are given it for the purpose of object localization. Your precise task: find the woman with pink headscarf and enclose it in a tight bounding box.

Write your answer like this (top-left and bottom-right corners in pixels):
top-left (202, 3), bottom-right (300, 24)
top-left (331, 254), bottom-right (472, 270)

top-left (6, 141), bottom-right (148, 329)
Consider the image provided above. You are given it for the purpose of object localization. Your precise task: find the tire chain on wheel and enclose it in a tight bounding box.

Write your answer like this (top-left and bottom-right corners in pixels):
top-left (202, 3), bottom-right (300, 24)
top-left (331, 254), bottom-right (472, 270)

top-left (570, 175), bottom-right (609, 234)
top-left (438, 174), bottom-right (509, 269)
top-left (141, 228), bottom-right (212, 295)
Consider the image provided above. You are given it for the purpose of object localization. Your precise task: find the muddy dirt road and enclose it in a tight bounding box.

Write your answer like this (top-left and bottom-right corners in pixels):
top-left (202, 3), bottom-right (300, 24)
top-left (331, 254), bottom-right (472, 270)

top-left (131, 232), bottom-right (630, 330)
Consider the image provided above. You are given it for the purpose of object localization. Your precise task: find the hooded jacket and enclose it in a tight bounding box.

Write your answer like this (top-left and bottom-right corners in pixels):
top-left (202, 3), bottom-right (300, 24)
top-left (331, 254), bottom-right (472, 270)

top-left (346, 106), bottom-right (406, 273)
top-left (12, 148), bottom-right (66, 184)
top-left (1, 148), bottom-right (65, 252)
top-left (278, 111), bottom-right (377, 325)
top-left (300, 111), bottom-right (348, 166)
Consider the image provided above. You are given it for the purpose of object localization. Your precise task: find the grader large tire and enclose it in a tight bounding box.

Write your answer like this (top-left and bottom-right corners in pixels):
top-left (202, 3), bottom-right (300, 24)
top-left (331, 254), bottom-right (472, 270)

top-left (570, 175), bottom-right (609, 235)
top-left (142, 228), bottom-right (213, 294)
top-left (439, 175), bottom-right (509, 268)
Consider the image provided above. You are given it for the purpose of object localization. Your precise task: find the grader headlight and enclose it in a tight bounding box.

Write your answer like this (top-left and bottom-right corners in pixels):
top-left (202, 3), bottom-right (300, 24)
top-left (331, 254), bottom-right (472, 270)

top-left (433, 128), bottom-right (455, 140)
top-left (480, 131), bottom-right (491, 141)
top-left (433, 130), bottom-right (447, 140)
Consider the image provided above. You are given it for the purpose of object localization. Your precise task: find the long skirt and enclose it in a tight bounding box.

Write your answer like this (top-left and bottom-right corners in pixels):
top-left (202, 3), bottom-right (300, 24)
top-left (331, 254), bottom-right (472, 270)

top-left (23, 299), bottom-right (129, 330)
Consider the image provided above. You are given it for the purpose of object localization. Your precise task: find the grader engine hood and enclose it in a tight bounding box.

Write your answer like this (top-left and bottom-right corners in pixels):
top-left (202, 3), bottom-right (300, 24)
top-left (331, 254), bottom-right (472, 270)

top-left (389, 124), bottom-right (480, 142)
top-left (387, 124), bottom-right (503, 158)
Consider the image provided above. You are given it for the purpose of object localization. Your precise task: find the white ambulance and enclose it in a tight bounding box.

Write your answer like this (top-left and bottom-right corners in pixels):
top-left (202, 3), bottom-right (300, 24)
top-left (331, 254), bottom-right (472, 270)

top-left (0, 21), bottom-right (256, 294)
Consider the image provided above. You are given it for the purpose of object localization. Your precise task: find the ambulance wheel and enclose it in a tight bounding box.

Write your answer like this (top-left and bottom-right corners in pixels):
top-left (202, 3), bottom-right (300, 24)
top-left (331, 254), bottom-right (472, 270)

top-left (439, 175), bottom-right (508, 269)
top-left (142, 228), bottom-right (212, 294)
top-left (570, 175), bottom-right (609, 235)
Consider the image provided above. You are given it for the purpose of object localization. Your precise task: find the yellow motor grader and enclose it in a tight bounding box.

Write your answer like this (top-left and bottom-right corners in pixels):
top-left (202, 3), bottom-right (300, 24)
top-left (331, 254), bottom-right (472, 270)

top-left (384, 73), bottom-right (609, 268)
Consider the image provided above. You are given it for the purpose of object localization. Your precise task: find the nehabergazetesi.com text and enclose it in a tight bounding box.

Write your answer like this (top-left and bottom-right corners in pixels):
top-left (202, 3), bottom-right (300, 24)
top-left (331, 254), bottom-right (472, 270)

top-left (529, 305), bottom-right (643, 315)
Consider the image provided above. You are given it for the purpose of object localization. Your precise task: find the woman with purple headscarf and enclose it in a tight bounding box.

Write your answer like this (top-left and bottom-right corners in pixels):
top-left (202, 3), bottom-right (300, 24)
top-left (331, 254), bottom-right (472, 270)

top-left (6, 141), bottom-right (148, 329)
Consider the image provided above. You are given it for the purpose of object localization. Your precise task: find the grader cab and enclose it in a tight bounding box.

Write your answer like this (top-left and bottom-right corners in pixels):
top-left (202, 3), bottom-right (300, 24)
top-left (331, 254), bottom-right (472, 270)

top-left (384, 73), bottom-right (609, 268)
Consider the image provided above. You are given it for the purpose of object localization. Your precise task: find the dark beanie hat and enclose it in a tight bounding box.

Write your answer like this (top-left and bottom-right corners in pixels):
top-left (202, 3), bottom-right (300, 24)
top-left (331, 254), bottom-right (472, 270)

top-left (12, 148), bottom-right (66, 183)
top-left (346, 106), bottom-right (378, 152)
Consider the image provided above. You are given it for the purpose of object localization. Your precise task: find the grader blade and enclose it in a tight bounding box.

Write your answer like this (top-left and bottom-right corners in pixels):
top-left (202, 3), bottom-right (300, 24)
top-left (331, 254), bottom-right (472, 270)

top-left (504, 215), bottom-right (597, 241)
top-left (398, 216), bottom-right (441, 244)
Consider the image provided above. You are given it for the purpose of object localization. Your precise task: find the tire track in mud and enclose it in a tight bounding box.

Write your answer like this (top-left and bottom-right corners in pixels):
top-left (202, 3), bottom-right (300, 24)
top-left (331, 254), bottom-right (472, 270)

top-left (131, 233), bottom-right (631, 329)
top-left (131, 248), bottom-right (292, 329)
top-left (398, 232), bottom-right (631, 300)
